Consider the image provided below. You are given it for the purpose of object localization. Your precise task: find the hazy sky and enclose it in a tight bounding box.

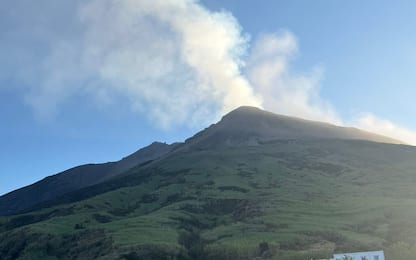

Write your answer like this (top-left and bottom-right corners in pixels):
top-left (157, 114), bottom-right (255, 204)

top-left (2, 0), bottom-right (416, 195)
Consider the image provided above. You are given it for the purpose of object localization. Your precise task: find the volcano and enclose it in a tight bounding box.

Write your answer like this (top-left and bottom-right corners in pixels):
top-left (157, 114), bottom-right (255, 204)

top-left (0, 107), bottom-right (414, 259)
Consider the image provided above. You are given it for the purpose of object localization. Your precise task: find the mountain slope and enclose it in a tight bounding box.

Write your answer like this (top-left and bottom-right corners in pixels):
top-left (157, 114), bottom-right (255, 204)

top-left (0, 106), bottom-right (400, 216)
top-left (0, 142), bottom-right (175, 215)
top-left (0, 107), bottom-right (414, 260)
top-left (184, 106), bottom-right (402, 149)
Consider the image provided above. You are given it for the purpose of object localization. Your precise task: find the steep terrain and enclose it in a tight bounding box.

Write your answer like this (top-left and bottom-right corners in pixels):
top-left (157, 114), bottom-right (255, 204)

top-left (0, 107), bottom-right (415, 260)
top-left (0, 142), bottom-right (175, 215)
top-left (183, 106), bottom-right (401, 148)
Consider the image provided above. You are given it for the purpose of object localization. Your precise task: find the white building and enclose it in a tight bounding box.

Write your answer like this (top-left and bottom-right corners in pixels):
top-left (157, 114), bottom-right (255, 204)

top-left (333, 250), bottom-right (384, 260)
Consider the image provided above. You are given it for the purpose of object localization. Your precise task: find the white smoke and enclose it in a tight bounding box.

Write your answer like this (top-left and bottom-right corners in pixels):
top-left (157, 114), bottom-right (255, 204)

top-left (247, 32), bottom-right (342, 125)
top-left (26, 0), bottom-right (261, 128)
top-left (354, 113), bottom-right (416, 145)
top-left (3, 0), bottom-right (416, 144)
top-left (25, 0), bottom-right (340, 128)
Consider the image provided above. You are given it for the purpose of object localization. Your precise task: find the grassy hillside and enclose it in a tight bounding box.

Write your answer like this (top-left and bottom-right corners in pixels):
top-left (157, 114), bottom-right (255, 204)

top-left (2, 139), bottom-right (416, 259)
top-left (0, 142), bottom-right (174, 216)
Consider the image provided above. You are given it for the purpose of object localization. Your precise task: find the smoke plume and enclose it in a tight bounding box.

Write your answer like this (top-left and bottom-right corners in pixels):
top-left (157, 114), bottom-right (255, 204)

top-left (2, 0), bottom-right (416, 144)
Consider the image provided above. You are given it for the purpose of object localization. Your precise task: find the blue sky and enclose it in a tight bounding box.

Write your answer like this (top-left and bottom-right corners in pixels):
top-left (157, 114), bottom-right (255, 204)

top-left (1, 0), bottom-right (416, 195)
top-left (203, 0), bottom-right (416, 126)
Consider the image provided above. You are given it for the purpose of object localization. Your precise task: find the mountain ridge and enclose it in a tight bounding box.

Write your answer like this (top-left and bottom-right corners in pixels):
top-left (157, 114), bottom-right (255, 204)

top-left (0, 141), bottom-right (176, 215)
top-left (184, 106), bottom-right (402, 148)
top-left (0, 106), bottom-right (404, 216)
top-left (0, 106), bottom-right (416, 259)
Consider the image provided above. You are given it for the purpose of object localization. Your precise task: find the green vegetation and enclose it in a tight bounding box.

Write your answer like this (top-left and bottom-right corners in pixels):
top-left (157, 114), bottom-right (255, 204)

top-left (2, 139), bottom-right (416, 259)
top-left (385, 241), bottom-right (416, 260)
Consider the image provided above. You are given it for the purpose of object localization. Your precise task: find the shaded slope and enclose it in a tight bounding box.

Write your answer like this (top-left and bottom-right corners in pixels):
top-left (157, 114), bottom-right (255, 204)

top-left (0, 106), bottom-right (413, 259)
top-left (0, 106), bottom-right (401, 216)
top-left (1, 139), bottom-right (416, 259)
top-left (0, 142), bottom-right (175, 216)
top-left (184, 106), bottom-right (402, 149)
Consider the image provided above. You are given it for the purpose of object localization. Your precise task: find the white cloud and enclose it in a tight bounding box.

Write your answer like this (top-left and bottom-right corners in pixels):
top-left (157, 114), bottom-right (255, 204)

top-left (243, 32), bottom-right (416, 145)
top-left (25, 0), bottom-right (261, 128)
top-left (247, 32), bottom-right (342, 125)
top-left (245, 32), bottom-right (416, 145)
top-left (353, 113), bottom-right (416, 145)
top-left (3, 0), bottom-right (416, 145)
